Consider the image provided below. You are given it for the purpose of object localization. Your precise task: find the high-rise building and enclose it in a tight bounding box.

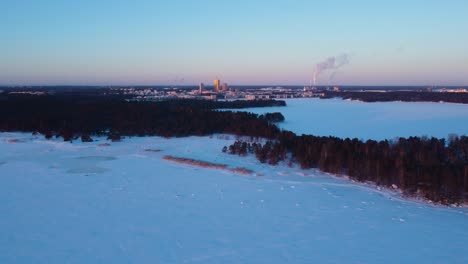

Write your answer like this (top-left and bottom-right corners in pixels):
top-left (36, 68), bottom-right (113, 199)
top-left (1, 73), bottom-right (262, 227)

top-left (214, 79), bottom-right (221, 92)
top-left (222, 83), bottom-right (228, 92)
top-left (199, 82), bottom-right (204, 93)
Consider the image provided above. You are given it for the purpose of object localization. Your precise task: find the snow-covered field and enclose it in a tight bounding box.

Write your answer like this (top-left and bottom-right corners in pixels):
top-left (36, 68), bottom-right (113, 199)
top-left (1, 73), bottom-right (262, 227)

top-left (232, 98), bottom-right (468, 140)
top-left (1, 133), bottom-right (467, 263)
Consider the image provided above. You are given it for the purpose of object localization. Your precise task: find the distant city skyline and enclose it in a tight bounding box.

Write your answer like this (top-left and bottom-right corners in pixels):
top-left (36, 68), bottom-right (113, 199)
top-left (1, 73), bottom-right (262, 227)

top-left (1, 0), bottom-right (468, 86)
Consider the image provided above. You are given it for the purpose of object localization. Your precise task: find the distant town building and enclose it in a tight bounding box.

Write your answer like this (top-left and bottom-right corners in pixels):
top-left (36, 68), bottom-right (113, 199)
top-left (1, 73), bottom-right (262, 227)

top-left (222, 83), bottom-right (228, 92)
top-left (199, 82), bottom-right (204, 93)
top-left (214, 79), bottom-right (221, 92)
top-left (440, 88), bottom-right (467, 93)
top-left (333, 86), bottom-right (340, 92)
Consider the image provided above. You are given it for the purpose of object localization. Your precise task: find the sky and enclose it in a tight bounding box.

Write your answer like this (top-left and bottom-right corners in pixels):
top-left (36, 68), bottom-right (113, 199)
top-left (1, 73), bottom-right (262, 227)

top-left (1, 0), bottom-right (467, 86)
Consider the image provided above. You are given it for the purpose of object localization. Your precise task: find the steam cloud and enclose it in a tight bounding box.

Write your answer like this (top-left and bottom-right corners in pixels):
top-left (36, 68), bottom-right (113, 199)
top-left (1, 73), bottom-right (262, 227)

top-left (313, 54), bottom-right (349, 85)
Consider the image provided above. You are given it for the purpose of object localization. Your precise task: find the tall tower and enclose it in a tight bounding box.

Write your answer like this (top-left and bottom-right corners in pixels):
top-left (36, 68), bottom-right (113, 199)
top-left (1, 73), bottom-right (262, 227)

top-left (222, 83), bottom-right (228, 92)
top-left (199, 82), bottom-right (204, 93)
top-left (214, 79), bottom-right (221, 92)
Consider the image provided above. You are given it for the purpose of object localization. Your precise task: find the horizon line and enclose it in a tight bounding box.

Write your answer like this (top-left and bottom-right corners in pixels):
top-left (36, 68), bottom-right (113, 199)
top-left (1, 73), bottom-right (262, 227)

top-left (1, 84), bottom-right (467, 88)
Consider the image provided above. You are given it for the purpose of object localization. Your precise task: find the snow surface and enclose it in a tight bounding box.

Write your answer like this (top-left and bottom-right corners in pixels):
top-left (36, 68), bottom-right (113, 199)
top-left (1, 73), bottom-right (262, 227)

top-left (230, 98), bottom-right (468, 140)
top-left (1, 133), bottom-right (467, 264)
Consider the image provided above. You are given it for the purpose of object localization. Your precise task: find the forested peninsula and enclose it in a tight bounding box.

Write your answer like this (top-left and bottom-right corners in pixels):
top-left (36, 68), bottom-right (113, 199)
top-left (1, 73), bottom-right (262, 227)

top-left (322, 90), bottom-right (468, 104)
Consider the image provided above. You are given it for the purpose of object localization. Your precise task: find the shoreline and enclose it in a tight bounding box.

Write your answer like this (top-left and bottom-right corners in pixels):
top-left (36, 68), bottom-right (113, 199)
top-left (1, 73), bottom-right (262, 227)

top-left (316, 169), bottom-right (468, 209)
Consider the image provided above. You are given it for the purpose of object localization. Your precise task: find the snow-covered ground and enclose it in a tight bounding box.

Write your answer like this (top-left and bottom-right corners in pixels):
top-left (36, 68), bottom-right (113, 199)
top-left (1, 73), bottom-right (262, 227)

top-left (1, 133), bottom-right (467, 263)
top-left (231, 98), bottom-right (468, 140)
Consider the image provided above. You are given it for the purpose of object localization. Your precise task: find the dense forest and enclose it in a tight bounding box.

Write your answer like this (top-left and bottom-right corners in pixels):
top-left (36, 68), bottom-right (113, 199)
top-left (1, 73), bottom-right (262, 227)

top-left (226, 132), bottom-right (468, 204)
top-left (0, 95), bottom-right (283, 141)
top-left (322, 91), bottom-right (468, 104)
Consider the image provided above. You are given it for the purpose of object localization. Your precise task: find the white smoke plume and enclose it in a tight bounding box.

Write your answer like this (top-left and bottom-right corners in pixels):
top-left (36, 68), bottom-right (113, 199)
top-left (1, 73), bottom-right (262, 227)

top-left (313, 53), bottom-right (349, 85)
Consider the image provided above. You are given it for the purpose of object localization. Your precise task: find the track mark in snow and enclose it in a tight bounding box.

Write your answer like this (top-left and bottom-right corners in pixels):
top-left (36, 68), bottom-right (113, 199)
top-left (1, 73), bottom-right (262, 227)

top-left (130, 154), bottom-right (147, 158)
top-left (392, 217), bottom-right (407, 223)
top-left (144, 148), bottom-right (161, 153)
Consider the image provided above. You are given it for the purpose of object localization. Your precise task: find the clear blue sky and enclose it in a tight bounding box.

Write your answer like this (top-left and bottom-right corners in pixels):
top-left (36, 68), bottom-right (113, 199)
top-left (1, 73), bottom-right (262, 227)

top-left (1, 0), bottom-right (467, 86)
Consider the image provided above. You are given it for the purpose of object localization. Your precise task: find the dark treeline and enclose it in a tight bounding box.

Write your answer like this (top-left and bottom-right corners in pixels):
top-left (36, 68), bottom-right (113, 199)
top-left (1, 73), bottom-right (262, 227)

top-left (0, 95), bottom-right (283, 141)
top-left (259, 112), bottom-right (285, 123)
top-left (227, 131), bottom-right (468, 204)
top-left (160, 98), bottom-right (286, 109)
top-left (322, 91), bottom-right (468, 104)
